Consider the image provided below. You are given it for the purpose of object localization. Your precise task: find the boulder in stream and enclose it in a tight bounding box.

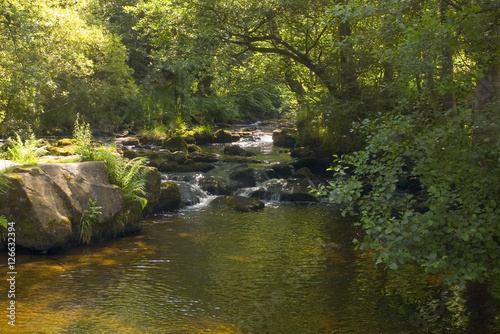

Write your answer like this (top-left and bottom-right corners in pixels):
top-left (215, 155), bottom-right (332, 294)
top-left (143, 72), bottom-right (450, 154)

top-left (229, 167), bottom-right (256, 188)
top-left (210, 195), bottom-right (265, 212)
top-left (292, 156), bottom-right (332, 175)
top-left (214, 129), bottom-right (240, 143)
top-left (163, 136), bottom-right (188, 153)
top-left (201, 176), bottom-right (237, 195)
top-left (272, 129), bottom-right (297, 148)
top-left (0, 161), bottom-right (125, 251)
top-left (154, 181), bottom-right (182, 212)
top-left (194, 131), bottom-right (215, 145)
top-left (224, 145), bottom-right (256, 157)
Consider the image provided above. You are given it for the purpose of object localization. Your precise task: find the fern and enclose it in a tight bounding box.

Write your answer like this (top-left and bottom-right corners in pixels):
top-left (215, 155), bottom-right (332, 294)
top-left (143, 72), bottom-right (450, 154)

top-left (119, 157), bottom-right (149, 208)
top-left (93, 148), bottom-right (149, 208)
top-left (7, 133), bottom-right (47, 165)
top-left (0, 174), bottom-right (9, 194)
top-left (80, 198), bottom-right (102, 245)
top-left (73, 114), bottom-right (93, 159)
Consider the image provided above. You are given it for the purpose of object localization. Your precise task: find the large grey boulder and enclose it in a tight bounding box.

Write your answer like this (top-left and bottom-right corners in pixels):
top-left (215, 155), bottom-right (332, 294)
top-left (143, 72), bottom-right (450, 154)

top-left (0, 161), bottom-right (125, 251)
top-left (1, 167), bottom-right (73, 250)
top-left (40, 162), bottom-right (123, 223)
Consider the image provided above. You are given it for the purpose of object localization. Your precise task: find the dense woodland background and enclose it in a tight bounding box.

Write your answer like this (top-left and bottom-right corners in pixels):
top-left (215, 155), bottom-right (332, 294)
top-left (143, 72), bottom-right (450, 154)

top-left (1, 0), bottom-right (499, 288)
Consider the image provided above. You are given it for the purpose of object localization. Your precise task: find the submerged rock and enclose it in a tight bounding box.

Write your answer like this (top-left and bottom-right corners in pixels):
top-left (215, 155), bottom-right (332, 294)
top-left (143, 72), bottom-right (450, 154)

top-left (210, 195), bottom-right (265, 212)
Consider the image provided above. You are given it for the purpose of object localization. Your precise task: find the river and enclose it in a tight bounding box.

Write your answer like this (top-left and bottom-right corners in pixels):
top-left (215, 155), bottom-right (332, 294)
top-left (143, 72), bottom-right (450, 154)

top-left (0, 125), bottom-right (495, 333)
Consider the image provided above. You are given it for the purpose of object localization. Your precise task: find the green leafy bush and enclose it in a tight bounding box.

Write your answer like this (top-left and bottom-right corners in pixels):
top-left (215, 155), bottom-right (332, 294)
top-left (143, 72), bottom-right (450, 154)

top-left (7, 133), bottom-right (47, 165)
top-left (315, 109), bottom-right (500, 286)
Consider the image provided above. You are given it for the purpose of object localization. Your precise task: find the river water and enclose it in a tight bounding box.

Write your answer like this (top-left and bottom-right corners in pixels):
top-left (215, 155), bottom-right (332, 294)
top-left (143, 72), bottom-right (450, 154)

top-left (0, 126), bottom-right (495, 333)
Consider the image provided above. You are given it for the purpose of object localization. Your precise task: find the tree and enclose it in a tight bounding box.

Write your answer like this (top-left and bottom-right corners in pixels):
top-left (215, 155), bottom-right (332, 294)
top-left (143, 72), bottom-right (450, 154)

top-left (0, 0), bottom-right (138, 135)
top-left (315, 0), bottom-right (500, 288)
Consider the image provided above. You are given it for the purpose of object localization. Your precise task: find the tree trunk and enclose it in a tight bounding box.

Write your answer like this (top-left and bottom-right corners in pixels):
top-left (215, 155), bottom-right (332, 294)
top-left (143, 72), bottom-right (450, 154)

top-left (473, 22), bottom-right (500, 147)
top-left (338, 19), bottom-right (359, 99)
top-left (440, 1), bottom-right (456, 113)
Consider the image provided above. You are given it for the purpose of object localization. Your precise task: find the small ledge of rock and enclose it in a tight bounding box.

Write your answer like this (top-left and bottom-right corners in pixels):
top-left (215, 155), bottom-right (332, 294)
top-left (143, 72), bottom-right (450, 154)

top-left (210, 195), bottom-right (265, 212)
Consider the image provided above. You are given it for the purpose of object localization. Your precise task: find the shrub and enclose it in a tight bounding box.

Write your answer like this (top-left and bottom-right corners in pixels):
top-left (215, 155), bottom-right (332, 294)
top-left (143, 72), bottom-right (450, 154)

top-left (7, 133), bottom-right (47, 165)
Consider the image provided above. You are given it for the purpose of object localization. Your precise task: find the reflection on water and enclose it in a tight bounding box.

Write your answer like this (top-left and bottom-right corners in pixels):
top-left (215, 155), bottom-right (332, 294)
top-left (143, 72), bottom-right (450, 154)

top-left (0, 204), bottom-right (497, 333)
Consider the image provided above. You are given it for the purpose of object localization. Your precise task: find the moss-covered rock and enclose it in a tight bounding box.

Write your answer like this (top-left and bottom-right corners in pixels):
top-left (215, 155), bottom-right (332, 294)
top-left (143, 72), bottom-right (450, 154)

top-left (272, 128), bottom-right (297, 148)
top-left (0, 161), bottom-right (154, 251)
top-left (187, 144), bottom-right (202, 153)
top-left (229, 167), bottom-right (256, 188)
top-left (0, 167), bottom-right (73, 250)
top-left (210, 195), bottom-right (265, 212)
top-left (201, 176), bottom-right (236, 195)
top-left (214, 129), bottom-right (239, 143)
top-left (163, 136), bottom-right (188, 153)
top-left (154, 181), bottom-right (182, 212)
top-left (224, 145), bottom-right (256, 157)
top-left (143, 167), bottom-right (162, 214)
top-left (194, 131), bottom-right (215, 145)
top-left (190, 152), bottom-right (220, 163)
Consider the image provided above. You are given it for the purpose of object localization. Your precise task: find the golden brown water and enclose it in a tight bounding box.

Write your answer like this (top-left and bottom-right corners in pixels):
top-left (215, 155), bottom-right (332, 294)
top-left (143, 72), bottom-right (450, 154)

top-left (0, 203), bottom-right (493, 333)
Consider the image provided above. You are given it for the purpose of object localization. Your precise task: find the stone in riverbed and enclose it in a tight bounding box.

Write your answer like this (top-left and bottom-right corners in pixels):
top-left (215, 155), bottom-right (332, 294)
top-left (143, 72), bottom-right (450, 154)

top-left (0, 161), bottom-right (124, 251)
top-left (214, 129), bottom-right (240, 143)
top-left (210, 195), bottom-right (265, 212)
top-left (154, 181), bottom-right (182, 212)
top-left (201, 176), bottom-right (236, 195)
top-left (194, 131), bottom-right (215, 145)
top-left (229, 168), bottom-right (256, 188)
top-left (272, 129), bottom-right (297, 148)
top-left (163, 136), bottom-right (188, 153)
top-left (224, 144), bottom-right (256, 157)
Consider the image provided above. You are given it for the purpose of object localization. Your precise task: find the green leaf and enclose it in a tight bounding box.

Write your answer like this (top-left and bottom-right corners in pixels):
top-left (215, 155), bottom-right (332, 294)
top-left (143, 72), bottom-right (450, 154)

top-left (0, 216), bottom-right (7, 229)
